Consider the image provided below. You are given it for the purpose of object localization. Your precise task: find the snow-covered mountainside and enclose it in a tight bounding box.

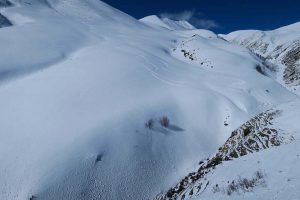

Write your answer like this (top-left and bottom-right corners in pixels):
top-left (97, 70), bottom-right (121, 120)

top-left (220, 23), bottom-right (300, 95)
top-left (153, 26), bottom-right (300, 200)
top-left (155, 100), bottom-right (300, 200)
top-left (140, 15), bottom-right (195, 30)
top-left (0, 1), bottom-right (299, 200)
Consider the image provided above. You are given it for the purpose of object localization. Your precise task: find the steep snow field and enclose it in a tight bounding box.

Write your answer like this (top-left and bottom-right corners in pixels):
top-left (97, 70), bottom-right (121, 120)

top-left (0, 1), bottom-right (299, 200)
top-left (196, 101), bottom-right (300, 200)
top-left (155, 99), bottom-right (300, 200)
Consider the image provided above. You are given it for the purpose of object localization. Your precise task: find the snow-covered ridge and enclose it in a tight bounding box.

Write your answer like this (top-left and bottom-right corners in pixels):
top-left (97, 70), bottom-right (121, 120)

top-left (155, 100), bottom-right (300, 200)
top-left (140, 15), bottom-right (195, 30)
top-left (220, 22), bottom-right (300, 94)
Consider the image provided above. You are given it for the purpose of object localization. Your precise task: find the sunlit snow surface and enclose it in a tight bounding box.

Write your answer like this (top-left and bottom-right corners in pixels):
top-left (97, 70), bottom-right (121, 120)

top-left (0, 1), bottom-right (299, 200)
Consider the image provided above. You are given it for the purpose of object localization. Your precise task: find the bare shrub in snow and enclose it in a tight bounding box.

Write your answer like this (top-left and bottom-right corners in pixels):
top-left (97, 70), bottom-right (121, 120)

top-left (160, 116), bottom-right (170, 127)
top-left (255, 170), bottom-right (264, 180)
top-left (226, 181), bottom-right (239, 195)
top-left (238, 177), bottom-right (256, 192)
top-left (214, 170), bottom-right (266, 196)
top-left (29, 195), bottom-right (37, 200)
top-left (145, 119), bottom-right (154, 129)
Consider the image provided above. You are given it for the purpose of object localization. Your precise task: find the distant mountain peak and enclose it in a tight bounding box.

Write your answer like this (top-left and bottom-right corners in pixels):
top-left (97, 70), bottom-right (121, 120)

top-left (140, 15), bottom-right (195, 30)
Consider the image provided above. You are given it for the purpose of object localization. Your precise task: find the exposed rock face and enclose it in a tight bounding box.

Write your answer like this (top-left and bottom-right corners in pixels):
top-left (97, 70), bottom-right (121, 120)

top-left (282, 41), bottom-right (300, 85)
top-left (220, 27), bottom-right (300, 87)
top-left (243, 40), bottom-right (269, 55)
top-left (218, 110), bottom-right (284, 160)
top-left (154, 109), bottom-right (293, 200)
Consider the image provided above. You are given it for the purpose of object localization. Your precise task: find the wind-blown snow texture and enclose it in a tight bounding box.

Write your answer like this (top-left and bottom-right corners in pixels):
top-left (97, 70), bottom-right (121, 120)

top-left (0, 1), bottom-right (299, 200)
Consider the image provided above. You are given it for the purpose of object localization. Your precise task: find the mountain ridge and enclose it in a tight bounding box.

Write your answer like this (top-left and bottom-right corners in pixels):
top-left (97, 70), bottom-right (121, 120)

top-left (140, 15), bottom-right (195, 30)
top-left (220, 21), bottom-right (300, 95)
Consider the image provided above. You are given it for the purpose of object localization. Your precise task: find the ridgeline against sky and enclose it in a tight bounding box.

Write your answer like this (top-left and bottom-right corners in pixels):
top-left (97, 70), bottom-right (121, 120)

top-left (102, 0), bottom-right (300, 33)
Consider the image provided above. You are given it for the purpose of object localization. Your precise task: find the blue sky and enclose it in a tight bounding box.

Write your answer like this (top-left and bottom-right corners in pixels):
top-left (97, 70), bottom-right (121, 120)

top-left (102, 0), bottom-right (300, 33)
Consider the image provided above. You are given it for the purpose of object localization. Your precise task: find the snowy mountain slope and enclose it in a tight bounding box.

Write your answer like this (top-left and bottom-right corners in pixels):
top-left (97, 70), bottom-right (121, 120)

top-left (0, 0), bottom-right (146, 83)
top-left (140, 15), bottom-right (195, 30)
top-left (155, 99), bottom-right (300, 200)
top-left (154, 31), bottom-right (300, 200)
top-left (0, 0), bottom-right (89, 83)
top-left (169, 34), bottom-right (296, 112)
top-left (220, 23), bottom-right (300, 94)
top-left (0, 1), bottom-right (299, 200)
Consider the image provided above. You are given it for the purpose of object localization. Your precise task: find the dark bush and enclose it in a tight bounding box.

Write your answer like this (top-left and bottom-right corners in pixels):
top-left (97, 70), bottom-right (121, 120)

top-left (227, 181), bottom-right (238, 195)
top-left (256, 65), bottom-right (267, 75)
top-left (238, 177), bottom-right (255, 191)
top-left (160, 116), bottom-right (170, 127)
top-left (29, 195), bottom-right (37, 200)
top-left (145, 119), bottom-right (154, 129)
top-left (213, 170), bottom-right (266, 196)
top-left (95, 153), bottom-right (103, 163)
top-left (255, 170), bottom-right (264, 179)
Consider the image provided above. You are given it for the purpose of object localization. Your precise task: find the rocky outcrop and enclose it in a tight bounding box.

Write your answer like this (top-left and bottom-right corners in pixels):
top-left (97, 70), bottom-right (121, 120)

top-left (240, 38), bottom-right (300, 86)
top-left (154, 108), bottom-right (293, 200)
top-left (172, 35), bottom-right (214, 68)
top-left (221, 30), bottom-right (300, 87)
top-left (282, 41), bottom-right (300, 85)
